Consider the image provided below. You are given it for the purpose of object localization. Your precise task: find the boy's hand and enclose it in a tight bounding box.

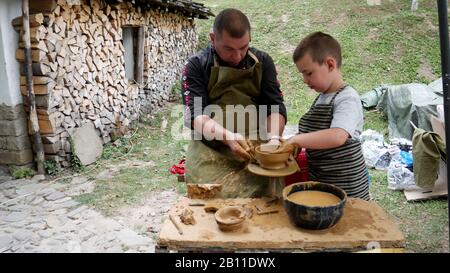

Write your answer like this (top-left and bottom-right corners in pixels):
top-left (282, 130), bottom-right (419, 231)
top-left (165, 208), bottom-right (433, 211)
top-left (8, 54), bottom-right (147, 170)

top-left (286, 135), bottom-right (299, 147)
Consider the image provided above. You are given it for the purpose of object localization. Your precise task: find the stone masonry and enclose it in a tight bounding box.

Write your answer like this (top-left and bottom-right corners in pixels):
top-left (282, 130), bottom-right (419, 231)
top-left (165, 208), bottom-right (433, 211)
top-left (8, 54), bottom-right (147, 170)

top-left (0, 103), bottom-right (33, 166)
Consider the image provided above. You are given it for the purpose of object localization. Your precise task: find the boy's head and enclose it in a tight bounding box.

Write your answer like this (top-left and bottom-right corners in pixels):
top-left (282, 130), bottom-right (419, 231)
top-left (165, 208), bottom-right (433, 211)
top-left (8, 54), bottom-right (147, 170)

top-left (293, 32), bottom-right (343, 93)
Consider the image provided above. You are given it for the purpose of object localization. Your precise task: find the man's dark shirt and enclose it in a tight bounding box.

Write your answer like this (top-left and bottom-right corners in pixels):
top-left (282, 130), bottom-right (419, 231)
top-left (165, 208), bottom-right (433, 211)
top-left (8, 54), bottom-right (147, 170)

top-left (181, 44), bottom-right (287, 128)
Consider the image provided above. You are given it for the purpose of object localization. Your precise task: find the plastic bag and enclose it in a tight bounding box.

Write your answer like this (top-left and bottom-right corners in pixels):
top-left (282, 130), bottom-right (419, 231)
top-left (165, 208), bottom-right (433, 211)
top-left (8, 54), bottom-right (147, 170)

top-left (400, 151), bottom-right (413, 167)
top-left (362, 141), bottom-right (386, 168)
top-left (390, 138), bottom-right (413, 152)
top-left (387, 161), bottom-right (418, 190)
top-left (360, 129), bottom-right (384, 144)
top-left (374, 149), bottom-right (392, 170)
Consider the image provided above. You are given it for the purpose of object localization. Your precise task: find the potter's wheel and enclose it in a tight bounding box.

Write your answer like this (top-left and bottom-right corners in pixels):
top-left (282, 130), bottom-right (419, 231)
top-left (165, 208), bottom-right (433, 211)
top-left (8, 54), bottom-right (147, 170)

top-left (247, 157), bottom-right (299, 177)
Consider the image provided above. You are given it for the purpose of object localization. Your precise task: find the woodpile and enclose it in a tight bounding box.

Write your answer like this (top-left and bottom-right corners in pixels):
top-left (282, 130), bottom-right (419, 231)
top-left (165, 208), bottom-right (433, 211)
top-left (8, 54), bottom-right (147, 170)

top-left (13, 0), bottom-right (198, 167)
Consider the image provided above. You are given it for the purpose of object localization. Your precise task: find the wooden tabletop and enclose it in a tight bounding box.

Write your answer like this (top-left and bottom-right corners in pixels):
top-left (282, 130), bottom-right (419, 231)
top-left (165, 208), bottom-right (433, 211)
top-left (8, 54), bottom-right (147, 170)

top-left (157, 197), bottom-right (405, 252)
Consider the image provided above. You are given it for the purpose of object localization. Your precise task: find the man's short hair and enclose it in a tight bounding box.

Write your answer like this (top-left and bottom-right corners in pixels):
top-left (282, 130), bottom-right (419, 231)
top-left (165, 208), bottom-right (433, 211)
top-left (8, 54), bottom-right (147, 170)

top-left (213, 8), bottom-right (251, 39)
top-left (293, 32), bottom-right (342, 67)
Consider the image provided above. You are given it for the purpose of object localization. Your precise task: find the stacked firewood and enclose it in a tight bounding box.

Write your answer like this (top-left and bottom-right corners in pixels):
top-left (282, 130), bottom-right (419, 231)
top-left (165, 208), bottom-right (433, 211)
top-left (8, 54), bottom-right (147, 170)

top-left (12, 0), bottom-right (197, 167)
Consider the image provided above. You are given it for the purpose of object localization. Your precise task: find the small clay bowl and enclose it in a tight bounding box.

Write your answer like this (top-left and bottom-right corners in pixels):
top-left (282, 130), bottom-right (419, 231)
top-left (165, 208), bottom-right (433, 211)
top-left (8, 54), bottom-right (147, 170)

top-left (254, 146), bottom-right (290, 170)
top-left (215, 206), bottom-right (246, 232)
top-left (282, 182), bottom-right (347, 230)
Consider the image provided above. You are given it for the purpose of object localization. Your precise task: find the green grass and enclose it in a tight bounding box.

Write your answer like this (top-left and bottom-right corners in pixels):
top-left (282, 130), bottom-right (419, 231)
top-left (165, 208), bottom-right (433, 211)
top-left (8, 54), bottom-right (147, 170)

top-left (195, 0), bottom-right (447, 252)
top-left (369, 169), bottom-right (448, 252)
top-left (74, 100), bottom-right (189, 216)
top-left (196, 0), bottom-right (441, 122)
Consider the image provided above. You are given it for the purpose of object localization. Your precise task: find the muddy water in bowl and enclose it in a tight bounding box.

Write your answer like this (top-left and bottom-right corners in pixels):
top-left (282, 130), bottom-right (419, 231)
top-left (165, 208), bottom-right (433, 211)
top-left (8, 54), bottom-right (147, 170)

top-left (288, 190), bottom-right (341, 207)
top-left (283, 182), bottom-right (347, 230)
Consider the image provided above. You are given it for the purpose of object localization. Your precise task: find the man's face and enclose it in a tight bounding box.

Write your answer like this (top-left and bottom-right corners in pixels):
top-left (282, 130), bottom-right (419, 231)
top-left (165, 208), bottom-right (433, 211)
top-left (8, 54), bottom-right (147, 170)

top-left (210, 30), bottom-right (250, 67)
top-left (295, 53), bottom-right (334, 93)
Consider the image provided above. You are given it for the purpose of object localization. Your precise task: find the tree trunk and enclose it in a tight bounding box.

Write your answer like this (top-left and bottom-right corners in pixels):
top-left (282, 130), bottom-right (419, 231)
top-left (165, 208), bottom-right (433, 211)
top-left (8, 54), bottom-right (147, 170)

top-left (22, 0), bottom-right (45, 174)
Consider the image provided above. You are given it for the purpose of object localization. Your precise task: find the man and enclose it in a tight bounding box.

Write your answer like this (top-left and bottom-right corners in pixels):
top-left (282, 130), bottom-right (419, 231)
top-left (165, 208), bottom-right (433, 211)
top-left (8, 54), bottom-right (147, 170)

top-left (181, 8), bottom-right (287, 198)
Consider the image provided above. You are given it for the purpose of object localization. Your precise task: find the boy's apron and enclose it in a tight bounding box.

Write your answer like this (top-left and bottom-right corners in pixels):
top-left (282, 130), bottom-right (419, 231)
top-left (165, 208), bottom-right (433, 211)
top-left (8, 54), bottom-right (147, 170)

top-left (185, 51), bottom-right (269, 198)
top-left (298, 89), bottom-right (370, 200)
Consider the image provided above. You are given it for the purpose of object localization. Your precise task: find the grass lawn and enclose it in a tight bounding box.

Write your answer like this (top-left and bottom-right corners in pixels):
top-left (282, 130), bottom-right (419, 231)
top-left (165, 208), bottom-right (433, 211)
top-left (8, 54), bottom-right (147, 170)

top-left (195, 0), bottom-right (447, 252)
top-left (71, 0), bottom-right (448, 252)
top-left (72, 104), bottom-right (190, 216)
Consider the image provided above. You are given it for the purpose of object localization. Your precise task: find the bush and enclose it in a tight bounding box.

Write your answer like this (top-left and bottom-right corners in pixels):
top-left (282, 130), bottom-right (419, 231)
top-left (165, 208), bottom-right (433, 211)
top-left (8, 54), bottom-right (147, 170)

top-left (10, 167), bottom-right (35, 179)
top-left (44, 159), bottom-right (60, 175)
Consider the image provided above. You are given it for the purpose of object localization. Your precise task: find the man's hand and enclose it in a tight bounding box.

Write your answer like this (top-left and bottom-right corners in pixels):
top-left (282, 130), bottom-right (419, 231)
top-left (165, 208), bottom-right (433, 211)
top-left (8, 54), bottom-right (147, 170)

top-left (224, 133), bottom-right (251, 161)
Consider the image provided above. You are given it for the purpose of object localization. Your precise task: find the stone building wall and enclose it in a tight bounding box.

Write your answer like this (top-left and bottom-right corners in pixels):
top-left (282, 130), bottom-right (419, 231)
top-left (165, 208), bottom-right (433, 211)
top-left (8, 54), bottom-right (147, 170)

top-left (11, 0), bottom-right (201, 167)
top-left (0, 0), bottom-right (33, 167)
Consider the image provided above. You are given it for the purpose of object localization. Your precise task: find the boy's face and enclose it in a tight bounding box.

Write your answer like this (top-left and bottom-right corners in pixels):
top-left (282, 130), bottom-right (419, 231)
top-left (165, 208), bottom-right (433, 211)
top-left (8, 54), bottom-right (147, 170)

top-left (295, 53), bottom-right (336, 93)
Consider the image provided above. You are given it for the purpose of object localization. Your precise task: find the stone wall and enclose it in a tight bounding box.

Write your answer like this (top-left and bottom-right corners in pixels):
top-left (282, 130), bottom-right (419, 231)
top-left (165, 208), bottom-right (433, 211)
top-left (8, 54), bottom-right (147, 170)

top-left (0, 0), bottom-right (33, 167)
top-left (0, 104), bottom-right (33, 166)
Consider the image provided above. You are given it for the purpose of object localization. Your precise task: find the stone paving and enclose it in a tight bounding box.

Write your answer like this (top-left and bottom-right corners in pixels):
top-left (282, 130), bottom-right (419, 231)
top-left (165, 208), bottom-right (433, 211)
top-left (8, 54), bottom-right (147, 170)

top-left (0, 170), bottom-right (179, 253)
top-left (0, 125), bottom-right (299, 253)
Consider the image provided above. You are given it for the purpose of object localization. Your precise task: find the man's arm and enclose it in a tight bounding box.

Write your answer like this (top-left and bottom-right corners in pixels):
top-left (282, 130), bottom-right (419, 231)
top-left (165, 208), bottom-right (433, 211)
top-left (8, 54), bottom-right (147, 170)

top-left (193, 115), bottom-right (251, 160)
top-left (266, 112), bottom-right (286, 138)
top-left (181, 58), bottom-right (209, 129)
top-left (258, 51), bottom-right (287, 143)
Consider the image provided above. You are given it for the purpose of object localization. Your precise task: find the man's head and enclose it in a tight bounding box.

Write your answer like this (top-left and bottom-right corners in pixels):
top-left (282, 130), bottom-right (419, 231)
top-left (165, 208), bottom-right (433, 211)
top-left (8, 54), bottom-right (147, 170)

top-left (210, 8), bottom-right (251, 66)
top-left (293, 32), bottom-right (342, 93)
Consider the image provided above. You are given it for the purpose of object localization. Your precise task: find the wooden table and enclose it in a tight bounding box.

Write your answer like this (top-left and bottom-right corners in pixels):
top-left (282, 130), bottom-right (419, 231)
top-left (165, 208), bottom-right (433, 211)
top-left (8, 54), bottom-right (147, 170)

top-left (156, 197), bottom-right (405, 252)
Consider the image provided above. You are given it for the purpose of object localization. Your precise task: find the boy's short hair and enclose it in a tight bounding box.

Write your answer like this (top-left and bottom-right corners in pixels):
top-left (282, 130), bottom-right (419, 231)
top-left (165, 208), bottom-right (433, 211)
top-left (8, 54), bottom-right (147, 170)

top-left (293, 32), bottom-right (342, 67)
top-left (213, 9), bottom-right (251, 39)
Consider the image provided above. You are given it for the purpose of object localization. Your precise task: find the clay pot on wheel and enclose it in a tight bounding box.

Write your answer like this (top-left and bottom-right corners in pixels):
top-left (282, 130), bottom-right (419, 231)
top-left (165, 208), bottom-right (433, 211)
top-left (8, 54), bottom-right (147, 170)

top-left (253, 146), bottom-right (291, 170)
top-left (215, 206), bottom-right (246, 232)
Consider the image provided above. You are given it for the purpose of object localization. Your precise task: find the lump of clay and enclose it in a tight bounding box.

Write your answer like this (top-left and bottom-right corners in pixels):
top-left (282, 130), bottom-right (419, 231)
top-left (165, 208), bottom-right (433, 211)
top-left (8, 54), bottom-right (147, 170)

top-left (179, 208), bottom-right (196, 225)
top-left (187, 183), bottom-right (222, 199)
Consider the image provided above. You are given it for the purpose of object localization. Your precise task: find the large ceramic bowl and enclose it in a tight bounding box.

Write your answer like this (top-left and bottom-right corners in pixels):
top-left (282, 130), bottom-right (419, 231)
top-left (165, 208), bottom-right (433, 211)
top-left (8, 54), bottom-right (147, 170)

top-left (282, 182), bottom-right (347, 230)
top-left (254, 146), bottom-right (291, 170)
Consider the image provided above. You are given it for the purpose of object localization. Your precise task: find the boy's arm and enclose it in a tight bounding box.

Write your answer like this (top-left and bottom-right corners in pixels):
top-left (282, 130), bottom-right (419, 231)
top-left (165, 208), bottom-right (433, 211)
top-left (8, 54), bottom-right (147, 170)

top-left (287, 128), bottom-right (349, 149)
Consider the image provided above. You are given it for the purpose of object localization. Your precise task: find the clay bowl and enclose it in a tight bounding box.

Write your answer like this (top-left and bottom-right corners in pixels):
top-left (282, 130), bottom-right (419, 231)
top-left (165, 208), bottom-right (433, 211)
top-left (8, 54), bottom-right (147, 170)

top-left (254, 146), bottom-right (291, 170)
top-left (215, 206), bottom-right (246, 232)
top-left (282, 182), bottom-right (347, 230)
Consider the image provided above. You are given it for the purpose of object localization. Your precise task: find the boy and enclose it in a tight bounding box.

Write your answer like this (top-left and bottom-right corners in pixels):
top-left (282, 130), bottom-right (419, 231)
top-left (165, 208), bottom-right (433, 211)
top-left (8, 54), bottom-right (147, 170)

top-left (287, 32), bottom-right (370, 200)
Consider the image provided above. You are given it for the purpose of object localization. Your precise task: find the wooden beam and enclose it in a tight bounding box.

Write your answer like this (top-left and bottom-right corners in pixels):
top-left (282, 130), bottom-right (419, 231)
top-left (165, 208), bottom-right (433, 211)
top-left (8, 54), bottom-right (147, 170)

top-left (29, 0), bottom-right (56, 14)
top-left (16, 48), bottom-right (46, 62)
top-left (19, 41), bottom-right (39, 49)
top-left (134, 26), bottom-right (144, 85)
top-left (22, 0), bottom-right (45, 174)
top-left (20, 62), bottom-right (50, 76)
top-left (28, 118), bottom-right (55, 135)
top-left (11, 13), bottom-right (47, 28)
top-left (20, 84), bottom-right (49, 95)
top-left (20, 76), bottom-right (50, 85)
